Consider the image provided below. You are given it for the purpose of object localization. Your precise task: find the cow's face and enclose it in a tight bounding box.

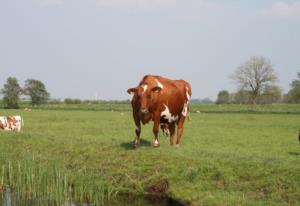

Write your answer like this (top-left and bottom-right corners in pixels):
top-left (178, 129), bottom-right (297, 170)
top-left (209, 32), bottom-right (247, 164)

top-left (127, 83), bottom-right (162, 115)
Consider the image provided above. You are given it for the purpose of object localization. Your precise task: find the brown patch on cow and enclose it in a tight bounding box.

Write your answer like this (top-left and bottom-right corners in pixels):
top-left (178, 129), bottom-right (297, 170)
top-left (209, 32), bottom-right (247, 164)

top-left (6, 116), bottom-right (17, 130)
top-left (6, 116), bottom-right (16, 129)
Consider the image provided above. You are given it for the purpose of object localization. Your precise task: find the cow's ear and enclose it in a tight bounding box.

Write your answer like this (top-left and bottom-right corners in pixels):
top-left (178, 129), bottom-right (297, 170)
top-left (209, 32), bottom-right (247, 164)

top-left (151, 86), bottom-right (162, 93)
top-left (127, 88), bottom-right (137, 94)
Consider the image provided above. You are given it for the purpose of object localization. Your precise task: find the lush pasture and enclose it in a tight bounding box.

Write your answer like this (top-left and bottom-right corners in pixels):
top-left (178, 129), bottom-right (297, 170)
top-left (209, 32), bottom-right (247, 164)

top-left (0, 105), bottom-right (300, 205)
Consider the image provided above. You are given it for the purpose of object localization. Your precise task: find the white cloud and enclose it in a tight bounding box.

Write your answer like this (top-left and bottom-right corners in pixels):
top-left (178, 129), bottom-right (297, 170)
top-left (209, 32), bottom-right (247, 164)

top-left (260, 1), bottom-right (300, 19)
top-left (34, 0), bottom-right (64, 7)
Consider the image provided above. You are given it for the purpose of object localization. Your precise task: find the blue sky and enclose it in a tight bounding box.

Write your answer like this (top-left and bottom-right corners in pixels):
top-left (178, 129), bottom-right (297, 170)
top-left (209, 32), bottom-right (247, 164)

top-left (0, 0), bottom-right (299, 100)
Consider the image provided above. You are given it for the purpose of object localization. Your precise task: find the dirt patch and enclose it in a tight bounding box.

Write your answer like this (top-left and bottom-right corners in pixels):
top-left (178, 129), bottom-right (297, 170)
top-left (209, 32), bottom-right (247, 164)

top-left (145, 178), bottom-right (169, 199)
top-left (144, 178), bottom-right (190, 206)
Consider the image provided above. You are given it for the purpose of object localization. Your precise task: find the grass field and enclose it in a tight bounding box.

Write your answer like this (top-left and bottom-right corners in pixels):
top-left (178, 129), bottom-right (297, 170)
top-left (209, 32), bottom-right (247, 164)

top-left (0, 104), bottom-right (300, 205)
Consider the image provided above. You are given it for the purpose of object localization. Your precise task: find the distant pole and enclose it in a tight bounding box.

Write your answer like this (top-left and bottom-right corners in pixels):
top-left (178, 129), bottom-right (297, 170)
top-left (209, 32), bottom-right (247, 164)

top-left (95, 92), bottom-right (98, 101)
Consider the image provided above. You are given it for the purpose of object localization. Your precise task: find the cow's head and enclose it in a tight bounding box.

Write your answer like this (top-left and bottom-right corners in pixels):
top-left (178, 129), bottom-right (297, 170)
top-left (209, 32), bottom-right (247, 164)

top-left (127, 80), bottom-right (163, 115)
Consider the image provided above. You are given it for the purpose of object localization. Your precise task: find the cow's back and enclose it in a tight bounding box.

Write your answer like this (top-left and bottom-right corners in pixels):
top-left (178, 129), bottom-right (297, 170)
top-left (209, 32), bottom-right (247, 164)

top-left (174, 80), bottom-right (192, 100)
top-left (149, 76), bottom-right (185, 114)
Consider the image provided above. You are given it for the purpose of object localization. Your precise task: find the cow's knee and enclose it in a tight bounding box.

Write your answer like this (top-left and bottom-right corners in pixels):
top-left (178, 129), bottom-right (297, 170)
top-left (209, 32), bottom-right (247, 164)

top-left (153, 128), bottom-right (159, 137)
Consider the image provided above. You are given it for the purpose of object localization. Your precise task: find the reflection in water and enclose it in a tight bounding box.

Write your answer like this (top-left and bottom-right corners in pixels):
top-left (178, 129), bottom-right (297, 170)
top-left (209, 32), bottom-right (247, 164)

top-left (3, 187), bottom-right (14, 206)
top-left (1, 187), bottom-right (186, 206)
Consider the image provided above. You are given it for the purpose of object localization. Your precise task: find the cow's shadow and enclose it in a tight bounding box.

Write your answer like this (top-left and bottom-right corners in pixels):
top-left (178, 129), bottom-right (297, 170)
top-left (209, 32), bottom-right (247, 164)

top-left (120, 138), bottom-right (152, 150)
top-left (288, 151), bottom-right (300, 156)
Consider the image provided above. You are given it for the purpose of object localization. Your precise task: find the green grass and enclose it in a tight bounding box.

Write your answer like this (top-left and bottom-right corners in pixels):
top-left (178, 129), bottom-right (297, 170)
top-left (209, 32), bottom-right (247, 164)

top-left (4, 101), bottom-right (300, 114)
top-left (190, 103), bottom-right (300, 114)
top-left (0, 106), bottom-right (300, 205)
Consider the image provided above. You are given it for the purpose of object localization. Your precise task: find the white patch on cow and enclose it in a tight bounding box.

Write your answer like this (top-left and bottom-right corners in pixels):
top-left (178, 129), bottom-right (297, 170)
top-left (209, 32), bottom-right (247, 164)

top-left (141, 84), bottom-right (148, 94)
top-left (182, 103), bottom-right (188, 117)
top-left (161, 104), bottom-right (178, 123)
top-left (13, 115), bottom-right (23, 132)
top-left (155, 79), bottom-right (164, 89)
top-left (179, 91), bottom-right (189, 117)
top-left (154, 139), bottom-right (159, 147)
top-left (182, 90), bottom-right (191, 117)
top-left (186, 92), bottom-right (191, 101)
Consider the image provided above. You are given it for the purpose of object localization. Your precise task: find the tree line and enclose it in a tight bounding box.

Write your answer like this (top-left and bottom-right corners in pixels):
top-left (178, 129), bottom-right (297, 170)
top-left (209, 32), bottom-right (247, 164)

top-left (217, 56), bottom-right (300, 104)
top-left (0, 77), bottom-right (49, 108)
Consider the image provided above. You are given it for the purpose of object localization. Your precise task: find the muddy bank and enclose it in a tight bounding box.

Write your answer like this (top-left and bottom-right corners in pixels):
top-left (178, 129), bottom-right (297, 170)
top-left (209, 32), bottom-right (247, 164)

top-left (1, 185), bottom-right (190, 206)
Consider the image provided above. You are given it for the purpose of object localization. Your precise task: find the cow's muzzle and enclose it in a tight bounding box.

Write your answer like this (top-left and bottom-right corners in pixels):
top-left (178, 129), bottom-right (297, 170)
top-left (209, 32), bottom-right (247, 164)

top-left (140, 108), bottom-right (149, 114)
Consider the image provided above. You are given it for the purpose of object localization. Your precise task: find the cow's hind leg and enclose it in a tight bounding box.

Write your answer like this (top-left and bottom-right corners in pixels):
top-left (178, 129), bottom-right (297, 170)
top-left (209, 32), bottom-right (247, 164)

top-left (176, 116), bottom-right (186, 146)
top-left (169, 123), bottom-right (175, 145)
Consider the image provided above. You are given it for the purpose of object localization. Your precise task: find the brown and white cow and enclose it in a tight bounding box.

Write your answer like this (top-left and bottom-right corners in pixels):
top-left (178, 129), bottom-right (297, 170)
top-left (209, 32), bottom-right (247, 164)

top-left (127, 75), bottom-right (191, 147)
top-left (0, 115), bottom-right (24, 132)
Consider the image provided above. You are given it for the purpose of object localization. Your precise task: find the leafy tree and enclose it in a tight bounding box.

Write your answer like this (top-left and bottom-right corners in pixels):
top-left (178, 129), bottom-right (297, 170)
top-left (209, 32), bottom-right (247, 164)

top-left (287, 72), bottom-right (300, 103)
top-left (1, 77), bottom-right (22, 108)
top-left (230, 56), bottom-right (278, 104)
top-left (216, 90), bottom-right (230, 104)
top-left (23, 79), bottom-right (50, 106)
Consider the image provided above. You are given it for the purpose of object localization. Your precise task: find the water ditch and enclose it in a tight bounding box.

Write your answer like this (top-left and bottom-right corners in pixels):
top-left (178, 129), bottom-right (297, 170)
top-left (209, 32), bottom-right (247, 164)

top-left (1, 186), bottom-right (188, 206)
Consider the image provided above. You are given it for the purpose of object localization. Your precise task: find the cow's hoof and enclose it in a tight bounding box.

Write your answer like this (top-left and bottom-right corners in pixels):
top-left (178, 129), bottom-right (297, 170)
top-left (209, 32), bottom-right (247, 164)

top-left (153, 140), bottom-right (160, 147)
top-left (133, 140), bottom-right (141, 148)
top-left (175, 144), bottom-right (180, 148)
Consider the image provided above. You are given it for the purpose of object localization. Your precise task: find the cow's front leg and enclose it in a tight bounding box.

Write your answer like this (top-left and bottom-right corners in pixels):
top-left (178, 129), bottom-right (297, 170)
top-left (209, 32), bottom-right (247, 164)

top-left (152, 112), bottom-right (161, 147)
top-left (133, 110), bottom-right (141, 148)
top-left (134, 124), bottom-right (141, 147)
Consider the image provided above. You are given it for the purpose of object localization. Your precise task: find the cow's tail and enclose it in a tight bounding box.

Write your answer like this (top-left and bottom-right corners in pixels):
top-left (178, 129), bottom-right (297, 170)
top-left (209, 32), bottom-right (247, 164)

top-left (187, 105), bottom-right (192, 122)
top-left (185, 82), bottom-right (192, 122)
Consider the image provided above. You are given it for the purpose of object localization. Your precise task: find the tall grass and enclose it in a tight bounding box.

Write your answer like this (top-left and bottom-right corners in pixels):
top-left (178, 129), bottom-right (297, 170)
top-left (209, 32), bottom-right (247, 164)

top-left (0, 157), bottom-right (117, 205)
